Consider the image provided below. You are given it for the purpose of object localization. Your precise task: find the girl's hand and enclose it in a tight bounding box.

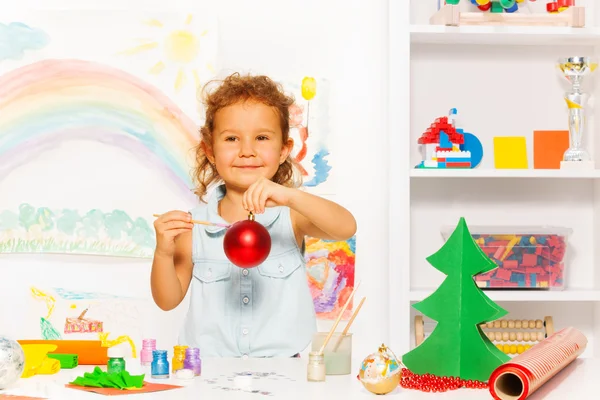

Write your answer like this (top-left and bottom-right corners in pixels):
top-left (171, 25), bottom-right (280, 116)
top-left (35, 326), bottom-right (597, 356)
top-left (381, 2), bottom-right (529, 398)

top-left (243, 177), bottom-right (292, 214)
top-left (153, 211), bottom-right (194, 257)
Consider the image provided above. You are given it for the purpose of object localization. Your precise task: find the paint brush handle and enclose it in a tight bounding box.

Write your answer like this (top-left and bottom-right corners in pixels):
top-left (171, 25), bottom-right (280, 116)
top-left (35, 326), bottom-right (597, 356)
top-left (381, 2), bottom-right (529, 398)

top-left (318, 281), bottom-right (361, 355)
top-left (152, 214), bottom-right (230, 228)
top-left (332, 297), bottom-right (365, 352)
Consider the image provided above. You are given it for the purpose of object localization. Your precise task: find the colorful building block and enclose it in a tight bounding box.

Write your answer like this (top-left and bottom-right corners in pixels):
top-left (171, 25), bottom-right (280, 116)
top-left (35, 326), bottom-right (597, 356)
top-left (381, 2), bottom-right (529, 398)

top-left (416, 109), bottom-right (482, 169)
top-left (468, 0), bottom-right (523, 13)
top-left (469, 232), bottom-right (568, 289)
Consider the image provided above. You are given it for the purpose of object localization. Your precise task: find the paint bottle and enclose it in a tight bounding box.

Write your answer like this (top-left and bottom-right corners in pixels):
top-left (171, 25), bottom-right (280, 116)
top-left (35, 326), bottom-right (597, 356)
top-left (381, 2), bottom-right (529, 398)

top-left (183, 347), bottom-right (201, 376)
top-left (307, 351), bottom-right (326, 382)
top-left (151, 350), bottom-right (170, 379)
top-left (107, 347), bottom-right (126, 374)
top-left (140, 338), bottom-right (156, 366)
top-left (172, 345), bottom-right (188, 373)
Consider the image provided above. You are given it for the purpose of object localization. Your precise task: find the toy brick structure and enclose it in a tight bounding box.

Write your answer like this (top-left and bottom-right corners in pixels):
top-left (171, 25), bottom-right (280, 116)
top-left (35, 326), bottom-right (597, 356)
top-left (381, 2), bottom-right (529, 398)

top-left (417, 116), bottom-right (470, 168)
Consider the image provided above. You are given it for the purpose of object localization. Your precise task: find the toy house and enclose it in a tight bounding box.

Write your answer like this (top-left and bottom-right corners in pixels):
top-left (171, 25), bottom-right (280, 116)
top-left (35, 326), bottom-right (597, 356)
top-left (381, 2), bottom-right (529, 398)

top-left (416, 115), bottom-right (472, 168)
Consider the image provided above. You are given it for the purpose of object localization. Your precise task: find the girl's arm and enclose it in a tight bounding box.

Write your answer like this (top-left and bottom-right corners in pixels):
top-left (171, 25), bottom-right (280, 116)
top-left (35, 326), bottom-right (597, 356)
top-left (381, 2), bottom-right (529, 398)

top-left (288, 189), bottom-right (357, 241)
top-left (150, 231), bottom-right (194, 311)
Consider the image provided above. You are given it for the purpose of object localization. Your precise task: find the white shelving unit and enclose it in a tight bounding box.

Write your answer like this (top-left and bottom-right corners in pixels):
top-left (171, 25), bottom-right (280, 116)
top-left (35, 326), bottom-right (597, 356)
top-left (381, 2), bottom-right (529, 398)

top-left (389, 0), bottom-right (600, 359)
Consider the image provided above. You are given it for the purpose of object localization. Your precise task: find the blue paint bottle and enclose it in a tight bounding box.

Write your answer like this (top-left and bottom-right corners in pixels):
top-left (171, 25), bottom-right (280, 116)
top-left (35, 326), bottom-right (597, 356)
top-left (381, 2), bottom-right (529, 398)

top-left (151, 350), bottom-right (169, 379)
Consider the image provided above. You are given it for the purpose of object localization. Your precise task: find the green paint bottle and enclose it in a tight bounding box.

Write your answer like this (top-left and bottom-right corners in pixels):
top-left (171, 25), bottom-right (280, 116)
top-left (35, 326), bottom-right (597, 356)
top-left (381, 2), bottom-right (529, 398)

top-left (107, 347), bottom-right (126, 374)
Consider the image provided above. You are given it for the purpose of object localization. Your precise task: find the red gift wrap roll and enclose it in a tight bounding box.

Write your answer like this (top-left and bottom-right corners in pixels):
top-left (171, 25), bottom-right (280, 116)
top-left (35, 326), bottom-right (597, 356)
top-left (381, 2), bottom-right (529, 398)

top-left (489, 327), bottom-right (587, 400)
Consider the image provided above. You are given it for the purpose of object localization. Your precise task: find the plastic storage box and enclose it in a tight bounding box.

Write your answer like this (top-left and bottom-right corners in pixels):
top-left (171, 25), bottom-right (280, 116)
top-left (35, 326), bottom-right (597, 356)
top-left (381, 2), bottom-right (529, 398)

top-left (440, 226), bottom-right (572, 290)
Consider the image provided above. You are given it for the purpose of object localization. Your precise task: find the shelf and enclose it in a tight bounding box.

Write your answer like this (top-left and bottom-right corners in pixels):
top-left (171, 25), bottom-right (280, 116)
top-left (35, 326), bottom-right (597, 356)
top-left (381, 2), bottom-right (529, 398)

top-left (409, 168), bottom-right (600, 179)
top-left (410, 24), bottom-right (600, 46)
top-left (409, 289), bottom-right (600, 302)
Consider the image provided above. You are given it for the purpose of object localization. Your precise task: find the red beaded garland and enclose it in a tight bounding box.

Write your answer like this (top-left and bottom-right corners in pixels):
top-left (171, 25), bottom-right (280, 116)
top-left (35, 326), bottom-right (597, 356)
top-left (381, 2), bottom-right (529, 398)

top-left (399, 368), bottom-right (488, 392)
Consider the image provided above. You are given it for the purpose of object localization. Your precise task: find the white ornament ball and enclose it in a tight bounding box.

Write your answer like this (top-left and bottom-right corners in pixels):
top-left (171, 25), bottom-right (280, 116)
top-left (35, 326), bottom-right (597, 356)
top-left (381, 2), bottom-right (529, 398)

top-left (0, 336), bottom-right (25, 390)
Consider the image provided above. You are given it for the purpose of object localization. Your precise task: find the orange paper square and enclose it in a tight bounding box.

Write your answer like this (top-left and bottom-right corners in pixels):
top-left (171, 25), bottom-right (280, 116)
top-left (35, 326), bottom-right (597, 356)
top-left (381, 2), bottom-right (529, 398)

top-left (65, 381), bottom-right (182, 396)
top-left (533, 130), bottom-right (569, 169)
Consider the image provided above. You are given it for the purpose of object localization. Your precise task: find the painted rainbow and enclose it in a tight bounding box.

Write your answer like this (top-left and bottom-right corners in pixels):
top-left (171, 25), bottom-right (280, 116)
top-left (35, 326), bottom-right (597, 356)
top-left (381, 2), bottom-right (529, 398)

top-left (0, 58), bottom-right (199, 200)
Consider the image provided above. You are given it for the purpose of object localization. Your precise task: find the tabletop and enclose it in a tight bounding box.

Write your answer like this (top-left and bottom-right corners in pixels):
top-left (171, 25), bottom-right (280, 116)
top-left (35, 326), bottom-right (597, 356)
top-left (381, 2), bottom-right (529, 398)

top-left (1, 357), bottom-right (597, 399)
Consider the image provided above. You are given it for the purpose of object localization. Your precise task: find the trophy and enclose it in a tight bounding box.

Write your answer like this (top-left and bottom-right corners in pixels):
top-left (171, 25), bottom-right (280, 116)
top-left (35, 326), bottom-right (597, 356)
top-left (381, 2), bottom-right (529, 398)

top-left (557, 57), bottom-right (597, 169)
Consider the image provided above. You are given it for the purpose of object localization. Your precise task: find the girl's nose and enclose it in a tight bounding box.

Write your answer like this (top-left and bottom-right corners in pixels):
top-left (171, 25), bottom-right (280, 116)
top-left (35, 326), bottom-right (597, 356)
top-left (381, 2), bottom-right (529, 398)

top-left (239, 137), bottom-right (256, 157)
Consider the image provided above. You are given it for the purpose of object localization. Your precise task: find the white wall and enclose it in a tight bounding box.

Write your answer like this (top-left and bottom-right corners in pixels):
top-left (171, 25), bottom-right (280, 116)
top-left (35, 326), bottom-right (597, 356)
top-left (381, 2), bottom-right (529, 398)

top-left (0, 0), bottom-right (390, 363)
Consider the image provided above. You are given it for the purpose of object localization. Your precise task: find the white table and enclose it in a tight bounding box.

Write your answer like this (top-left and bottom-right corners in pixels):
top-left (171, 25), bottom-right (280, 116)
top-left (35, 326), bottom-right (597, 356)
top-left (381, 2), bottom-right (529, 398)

top-left (1, 357), bottom-right (598, 399)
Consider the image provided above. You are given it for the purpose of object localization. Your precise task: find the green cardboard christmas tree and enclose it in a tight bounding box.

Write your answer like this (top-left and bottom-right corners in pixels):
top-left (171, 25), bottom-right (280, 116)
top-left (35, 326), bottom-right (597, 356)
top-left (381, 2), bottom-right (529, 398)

top-left (402, 217), bottom-right (510, 381)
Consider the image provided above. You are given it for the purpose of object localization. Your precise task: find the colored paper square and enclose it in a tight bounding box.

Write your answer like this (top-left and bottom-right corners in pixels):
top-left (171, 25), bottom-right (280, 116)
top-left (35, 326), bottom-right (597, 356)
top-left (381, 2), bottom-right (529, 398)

top-left (533, 130), bottom-right (569, 169)
top-left (493, 137), bottom-right (528, 169)
top-left (65, 381), bottom-right (181, 396)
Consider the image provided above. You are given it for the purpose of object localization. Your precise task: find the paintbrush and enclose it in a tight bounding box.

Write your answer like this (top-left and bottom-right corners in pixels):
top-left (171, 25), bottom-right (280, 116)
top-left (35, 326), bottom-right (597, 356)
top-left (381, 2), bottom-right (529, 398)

top-left (152, 214), bottom-right (230, 228)
top-left (318, 280), bottom-right (361, 355)
top-left (331, 296), bottom-right (365, 352)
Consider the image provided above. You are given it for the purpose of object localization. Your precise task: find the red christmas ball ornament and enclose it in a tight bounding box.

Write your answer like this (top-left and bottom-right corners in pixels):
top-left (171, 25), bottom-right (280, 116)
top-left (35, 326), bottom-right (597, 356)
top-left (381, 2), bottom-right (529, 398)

top-left (223, 212), bottom-right (271, 268)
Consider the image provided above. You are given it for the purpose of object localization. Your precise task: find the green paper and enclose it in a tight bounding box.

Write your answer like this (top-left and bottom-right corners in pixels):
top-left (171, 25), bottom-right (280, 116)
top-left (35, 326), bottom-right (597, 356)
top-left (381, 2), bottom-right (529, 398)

top-left (69, 367), bottom-right (145, 390)
top-left (402, 217), bottom-right (510, 382)
top-left (122, 370), bottom-right (145, 388)
top-left (47, 353), bottom-right (78, 369)
top-left (71, 376), bottom-right (103, 388)
top-left (107, 372), bottom-right (127, 389)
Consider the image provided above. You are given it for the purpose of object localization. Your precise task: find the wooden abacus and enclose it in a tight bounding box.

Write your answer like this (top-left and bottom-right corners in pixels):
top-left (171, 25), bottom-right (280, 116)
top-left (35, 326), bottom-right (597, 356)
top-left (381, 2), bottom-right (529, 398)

top-left (414, 315), bottom-right (554, 356)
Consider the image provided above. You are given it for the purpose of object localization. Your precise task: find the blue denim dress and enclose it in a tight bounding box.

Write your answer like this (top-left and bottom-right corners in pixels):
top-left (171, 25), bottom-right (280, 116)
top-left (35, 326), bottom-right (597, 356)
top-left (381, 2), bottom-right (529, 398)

top-left (178, 185), bottom-right (316, 357)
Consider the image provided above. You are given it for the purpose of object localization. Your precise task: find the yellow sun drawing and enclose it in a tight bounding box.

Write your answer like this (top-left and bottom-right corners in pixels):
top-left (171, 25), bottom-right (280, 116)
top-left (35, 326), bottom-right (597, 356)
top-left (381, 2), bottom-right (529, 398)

top-left (119, 14), bottom-right (216, 92)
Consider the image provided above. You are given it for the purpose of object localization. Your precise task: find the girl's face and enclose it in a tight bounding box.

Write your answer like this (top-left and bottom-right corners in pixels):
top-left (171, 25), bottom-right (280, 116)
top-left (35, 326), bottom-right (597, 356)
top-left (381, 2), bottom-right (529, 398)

top-left (208, 100), bottom-right (292, 190)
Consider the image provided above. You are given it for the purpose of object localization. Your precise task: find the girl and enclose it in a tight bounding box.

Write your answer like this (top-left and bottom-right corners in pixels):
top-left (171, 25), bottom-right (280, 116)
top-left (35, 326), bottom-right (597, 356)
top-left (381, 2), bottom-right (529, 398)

top-left (151, 73), bottom-right (357, 358)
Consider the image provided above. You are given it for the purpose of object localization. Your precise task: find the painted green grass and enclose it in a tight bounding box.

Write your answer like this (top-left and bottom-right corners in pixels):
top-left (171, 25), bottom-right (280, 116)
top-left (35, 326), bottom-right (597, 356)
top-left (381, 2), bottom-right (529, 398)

top-left (0, 235), bottom-right (153, 258)
top-left (0, 205), bottom-right (156, 258)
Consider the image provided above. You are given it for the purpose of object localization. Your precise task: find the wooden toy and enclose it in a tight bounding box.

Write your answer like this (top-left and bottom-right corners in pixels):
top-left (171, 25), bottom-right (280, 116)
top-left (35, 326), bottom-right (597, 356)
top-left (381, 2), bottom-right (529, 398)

top-left (468, 231), bottom-right (568, 289)
top-left (415, 315), bottom-right (555, 355)
top-left (432, 1), bottom-right (585, 27)
top-left (547, 0), bottom-right (577, 13)
top-left (466, 0), bottom-right (525, 13)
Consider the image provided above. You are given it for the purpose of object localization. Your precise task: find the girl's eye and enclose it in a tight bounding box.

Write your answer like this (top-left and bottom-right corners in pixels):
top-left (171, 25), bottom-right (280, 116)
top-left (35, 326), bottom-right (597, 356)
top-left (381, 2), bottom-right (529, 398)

top-left (225, 136), bottom-right (237, 142)
top-left (257, 135), bottom-right (269, 141)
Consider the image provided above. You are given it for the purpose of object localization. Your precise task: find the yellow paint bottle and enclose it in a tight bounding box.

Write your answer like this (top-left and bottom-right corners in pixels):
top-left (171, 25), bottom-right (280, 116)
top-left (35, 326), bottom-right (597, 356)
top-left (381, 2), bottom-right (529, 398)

top-left (172, 345), bottom-right (188, 373)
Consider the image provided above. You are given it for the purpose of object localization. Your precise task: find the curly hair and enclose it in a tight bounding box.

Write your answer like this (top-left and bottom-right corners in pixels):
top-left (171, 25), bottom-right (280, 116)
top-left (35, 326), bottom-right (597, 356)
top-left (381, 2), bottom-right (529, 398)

top-left (193, 73), bottom-right (302, 202)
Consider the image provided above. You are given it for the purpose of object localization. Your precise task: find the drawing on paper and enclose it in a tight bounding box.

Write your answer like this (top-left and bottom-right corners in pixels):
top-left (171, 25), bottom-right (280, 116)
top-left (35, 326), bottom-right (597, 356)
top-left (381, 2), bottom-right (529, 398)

top-left (64, 307), bottom-right (104, 334)
top-left (118, 13), bottom-right (217, 93)
top-left (305, 235), bottom-right (356, 319)
top-left (0, 204), bottom-right (156, 257)
top-left (30, 287), bottom-right (62, 340)
top-left (282, 77), bottom-right (333, 192)
top-left (0, 58), bottom-right (199, 202)
top-left (0, 21), bottom-right (49, 61)
top-left (30, 287), bottom-right (143, 357)
top-left (54, 288), bottom-right (122, 301)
